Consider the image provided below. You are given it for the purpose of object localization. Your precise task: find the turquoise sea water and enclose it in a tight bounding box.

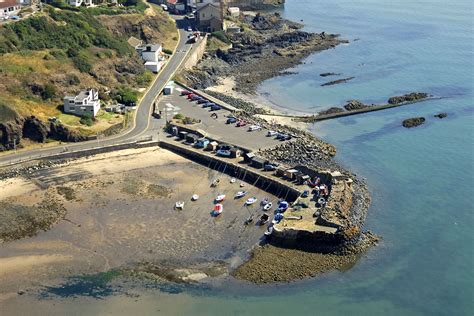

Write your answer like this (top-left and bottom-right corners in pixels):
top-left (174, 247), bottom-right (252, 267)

top-left (6, 1), bottom-right (473, 315)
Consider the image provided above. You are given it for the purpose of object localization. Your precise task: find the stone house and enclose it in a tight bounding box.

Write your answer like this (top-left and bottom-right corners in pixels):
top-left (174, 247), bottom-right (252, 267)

top-left (196, 3), bottom-right (222, 32)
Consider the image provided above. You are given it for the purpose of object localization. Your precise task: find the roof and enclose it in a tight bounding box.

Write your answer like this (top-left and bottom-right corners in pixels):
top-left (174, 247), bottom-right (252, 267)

top-left (0, 0), bottom-right (19, 9)
top-left (196, 3), bottom-right (219, 13)
top-left (166, 0), bottom-right (177, 4)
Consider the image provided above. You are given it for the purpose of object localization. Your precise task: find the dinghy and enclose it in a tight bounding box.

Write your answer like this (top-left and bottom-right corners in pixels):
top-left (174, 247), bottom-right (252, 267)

top-left (212, 204), bottom-right (223, 216)
top-left (235, 191), bottom-right (247, 198)
top-left (215, 194), bottom-right (226, 202)
top-left (192, 194), bottom-right (199, 201)
top-left (263, 202), bottom-right (273, 211)
top-left (240, 183), bottom-right (245, 187)
top-left (261, 198), bottom-right (269, 206)
top-left (264, 226), bottom-right (274, 236)
top-left (230, 178), bottom-right (236, 183)
top-left (246, 197), bottom-right (257, 205)
top-left (175, 201), bottom-right (184, 210)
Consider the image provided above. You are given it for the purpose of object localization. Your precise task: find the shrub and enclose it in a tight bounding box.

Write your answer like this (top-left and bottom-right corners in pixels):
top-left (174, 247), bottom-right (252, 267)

top-left (163, 48), bottom-right (173, 55)
top-left (66, 74), bottom-right (80, 85)
top-left (211, 31), bottom-right (231, 44)
top-left (136, 71), bottom-right (153, 86)
top-left (80, 114), bottom-right (94, 126)
top-left (72, 53), bottom-right (93, 73)
top-left (41, 83), bottom-right (56, 100)
top-left (173, 113), bottom-right (184, 120)
top-left (114, 87), bottom-right (138, 106)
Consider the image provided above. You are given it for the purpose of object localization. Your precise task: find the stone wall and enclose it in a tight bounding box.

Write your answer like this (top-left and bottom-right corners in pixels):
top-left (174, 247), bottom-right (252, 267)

top-left (182, 35), bottom-right (208, 71)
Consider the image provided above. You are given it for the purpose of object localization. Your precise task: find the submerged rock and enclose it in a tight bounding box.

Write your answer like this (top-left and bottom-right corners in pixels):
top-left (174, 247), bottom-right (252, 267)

top-left (434, 112), bottom-right (448, 119)
top-left (402, 117), bottom-right (426, 128)
top-left (320, 72), bottom-right (340, 77)
top-left (321, 76), bottom-right (355, 87)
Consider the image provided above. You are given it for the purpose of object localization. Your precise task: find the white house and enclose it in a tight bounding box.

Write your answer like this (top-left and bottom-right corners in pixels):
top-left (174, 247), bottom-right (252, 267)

top-left (64, 89), bottom-right (101, 117)
top-left (138, 44), bottom-right (163, 63)
top-left (144, 61), bottom-right (162, 73)
top-left (0, 0), bottom-right (22, 18)
top-left (68, 0), bottom-right (93, 7)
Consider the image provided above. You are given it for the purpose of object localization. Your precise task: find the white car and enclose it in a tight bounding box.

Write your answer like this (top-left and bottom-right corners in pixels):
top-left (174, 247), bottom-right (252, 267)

top-left (267, 130), bottom-right (278, 137)
top-left (187, 26), bottom-right (193, 32)
top-left (248, 125), bottom-right (262, 131)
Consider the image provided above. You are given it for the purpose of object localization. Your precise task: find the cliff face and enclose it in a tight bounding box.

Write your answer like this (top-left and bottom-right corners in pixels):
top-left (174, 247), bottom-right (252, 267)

top-left (0, 116), bottom-right (86, 151)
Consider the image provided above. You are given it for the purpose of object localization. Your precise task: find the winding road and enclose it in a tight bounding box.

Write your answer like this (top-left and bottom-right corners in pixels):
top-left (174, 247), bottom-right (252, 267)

top-left (0, 25), bottom-right (193, 167)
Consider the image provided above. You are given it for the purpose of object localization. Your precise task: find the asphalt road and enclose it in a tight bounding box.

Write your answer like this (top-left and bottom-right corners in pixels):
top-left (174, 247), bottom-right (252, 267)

top-left (0, 25), bottom-right (193, 167)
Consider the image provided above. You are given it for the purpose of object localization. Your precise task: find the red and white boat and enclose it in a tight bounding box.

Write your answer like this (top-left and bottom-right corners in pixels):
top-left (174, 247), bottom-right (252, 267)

top-left (215, 194), bottom-right (226, 202)
top-left (213, 204), bottom-right (223, 215)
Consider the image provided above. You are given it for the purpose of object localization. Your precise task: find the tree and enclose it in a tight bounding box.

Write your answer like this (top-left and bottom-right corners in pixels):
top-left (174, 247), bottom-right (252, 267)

top-left (41, 83), bottom-right (57, 100)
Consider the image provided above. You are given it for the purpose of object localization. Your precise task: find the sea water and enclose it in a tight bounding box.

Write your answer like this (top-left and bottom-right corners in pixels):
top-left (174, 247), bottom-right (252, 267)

top-left (6, 0), bottom-right (473, 315)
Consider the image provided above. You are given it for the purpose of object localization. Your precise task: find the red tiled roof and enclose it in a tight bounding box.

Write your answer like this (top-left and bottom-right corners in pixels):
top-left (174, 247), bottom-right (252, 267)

top-left (166, 0), bottom-right (177, 5)
top-left (0, 0), bottom-right (19, 9)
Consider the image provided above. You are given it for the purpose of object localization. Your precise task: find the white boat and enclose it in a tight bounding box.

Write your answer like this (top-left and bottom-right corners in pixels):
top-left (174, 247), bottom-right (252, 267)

top-left (264, 226), bottom-right (274, 236)
top-left (215, 194), bottom-right (226, 202)
top-left (261, 198), bottom-right (269, 206)
top-left (246, 197), bottom-right (257, 205)
top-left (230, 178), bottom-right (236, 183)
top-left (192, 194), bottom-right (199, 201)
top-left (240, 183), bottom-right (245, 187)
top-left (263, 202), bottom-right (273, 211)
top-left (175, 201), bottom-right (184, 210)
top-left (235, 191), bottom-right (247, 198)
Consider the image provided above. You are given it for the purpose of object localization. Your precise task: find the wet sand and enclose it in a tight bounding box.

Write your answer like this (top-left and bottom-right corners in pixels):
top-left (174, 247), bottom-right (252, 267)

top-left (0, 147), bottom-right (278, 298)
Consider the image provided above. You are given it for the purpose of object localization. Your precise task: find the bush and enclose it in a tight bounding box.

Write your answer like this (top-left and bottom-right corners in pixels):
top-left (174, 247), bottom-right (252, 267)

top-left (79, 114), bottom-right (94, 126)
top-left (72, 53), bottom-right (93, 73)
top-left (136, 71), bottom-right (153, 86)
top-left (114, 87), bottom-right (138, 106)
top-left (41, 83), bottom-right (56, 100)
top-left (163, 48), bottom-right (173, 55)
top-left (211, 31), bottom-right (231, 44)
top-left (173, 113), bottom-right (184, 120)
top-left (66, 74), bottom-right (80, 85)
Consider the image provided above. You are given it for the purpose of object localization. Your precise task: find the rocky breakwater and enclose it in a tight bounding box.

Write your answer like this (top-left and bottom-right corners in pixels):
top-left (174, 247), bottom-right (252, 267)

top-left (0, 116), bottom-right (86, 151)
top-left (388, 92), bottom-right (429, 104)
top-left (181, 12), bottom-right (346, 94)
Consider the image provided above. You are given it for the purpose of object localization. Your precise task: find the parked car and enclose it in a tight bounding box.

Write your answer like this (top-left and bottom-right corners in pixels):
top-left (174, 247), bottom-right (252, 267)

top-left (216, 149), bottom-right (232, 157)
top-left (187, 93), bottom-right (196, 99)
top-left (226, 117), bottom-right (237, 124)
top-left (248, 125), bottom-right (262, 131)
top-left (210, 105), bottom-right (222, 111)
top-left (187, 26), bottom-right (192, 32)
top-left (276, 133), bottom-right (287, 140)
top-left (301, 190), bottom-right (310, 198)
top-left (264, 163), bottom-right (279, 171)
top-left (236, 120), bottom-right (247, 127)
top-left (191, 95), bottom-right (202, 101)
top-left (197, 98), bottom-right (208, 104)
top-left (267, 130), bottom-right (278, 137)
top-left (181, 90), bottom-right (192, 96)
top-left (202, 102), bottom-right (215, 108)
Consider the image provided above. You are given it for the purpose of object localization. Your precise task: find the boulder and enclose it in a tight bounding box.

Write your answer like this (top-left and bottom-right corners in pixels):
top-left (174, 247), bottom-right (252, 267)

top-left (0, 119), bottom-right (23, 151)
top-left (49, 123), bottom-right (86, 142)
top-left (434, 113), bottom-right (447, 119)
top-left (344, 100), bottom-right (368, 111)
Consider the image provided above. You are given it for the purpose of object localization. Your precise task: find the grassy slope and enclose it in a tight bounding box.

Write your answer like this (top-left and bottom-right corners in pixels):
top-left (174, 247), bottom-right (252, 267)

top-left (0, 4), bottom-right (177, 136)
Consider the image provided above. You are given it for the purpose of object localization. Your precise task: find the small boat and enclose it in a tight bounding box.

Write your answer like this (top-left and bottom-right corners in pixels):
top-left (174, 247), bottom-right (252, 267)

top-left (258, 213), bottom-right (270, 225)
top-left (213, 203), bottom-right (223, 216)
top-left (192, 194), bottom-right (199, 201)
top-left (215, 194), bottom-right (226, 202)
top-left (244, 214), bottom-right (254, 225)
top-left (318, 197), bottom-right (326, 205)
top-left (263, 202), bottom-right (273, 211)
top-left (261, 198), bottom-right (269, 206)
top-left (211, 179), bottom-right (220, 187)
top-left (278, 200), bottom-right (289, 210)
top-left (235, 191), bottom-right (247, 198)
top-left (175, 201), bottom-right (184, 210)
top-left (246, 197), bottom-right (257, 205)
top-left (230, 178), bottom-right (236, 183)
top-left (272, 213), bottom-right (284, 224)
top-left (264, 226), bottom-right (274, 236)
top-left (240, 183), bottom-right (245, 187)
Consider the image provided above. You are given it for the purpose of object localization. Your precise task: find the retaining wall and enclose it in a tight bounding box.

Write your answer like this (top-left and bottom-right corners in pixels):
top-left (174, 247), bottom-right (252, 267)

top-left (182, 35), bottom-right (208, 71)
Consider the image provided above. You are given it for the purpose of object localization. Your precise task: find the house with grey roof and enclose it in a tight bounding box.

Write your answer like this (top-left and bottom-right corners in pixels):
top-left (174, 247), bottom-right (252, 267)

top-left (64, 89), bottom-right (101, 117)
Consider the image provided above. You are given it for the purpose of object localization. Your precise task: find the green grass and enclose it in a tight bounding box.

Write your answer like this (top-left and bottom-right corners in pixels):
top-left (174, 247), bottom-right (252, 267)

top-left (0, 102), bottom-right (19, 123)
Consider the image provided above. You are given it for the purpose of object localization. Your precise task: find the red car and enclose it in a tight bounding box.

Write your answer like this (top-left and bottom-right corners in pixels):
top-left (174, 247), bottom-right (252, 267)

top-left (187, 93), bottom-right (196, 99)
top-left (181, 90), bottom-right (192, 96)
top-left (236, 120), bottom-right (247, 127)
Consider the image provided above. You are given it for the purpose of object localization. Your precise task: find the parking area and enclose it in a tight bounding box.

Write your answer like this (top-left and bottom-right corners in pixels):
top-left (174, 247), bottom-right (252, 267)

top-left (156, 87), bottom-right (285, 151)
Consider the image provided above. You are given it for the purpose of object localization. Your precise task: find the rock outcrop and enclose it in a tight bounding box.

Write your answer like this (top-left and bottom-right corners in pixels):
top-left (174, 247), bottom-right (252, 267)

top-left (22, 116), bottom-right (49, 143)
top-left (402, 117), bottom-right (426, 128)
top-left (388, 92), bottom-right (428, 104)
top-left (0, 119), bottom-right (23, 151)
top-left (434, 112), bottom-right (448, 119)
top-left (344, 100), bottom-right (368, 111)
